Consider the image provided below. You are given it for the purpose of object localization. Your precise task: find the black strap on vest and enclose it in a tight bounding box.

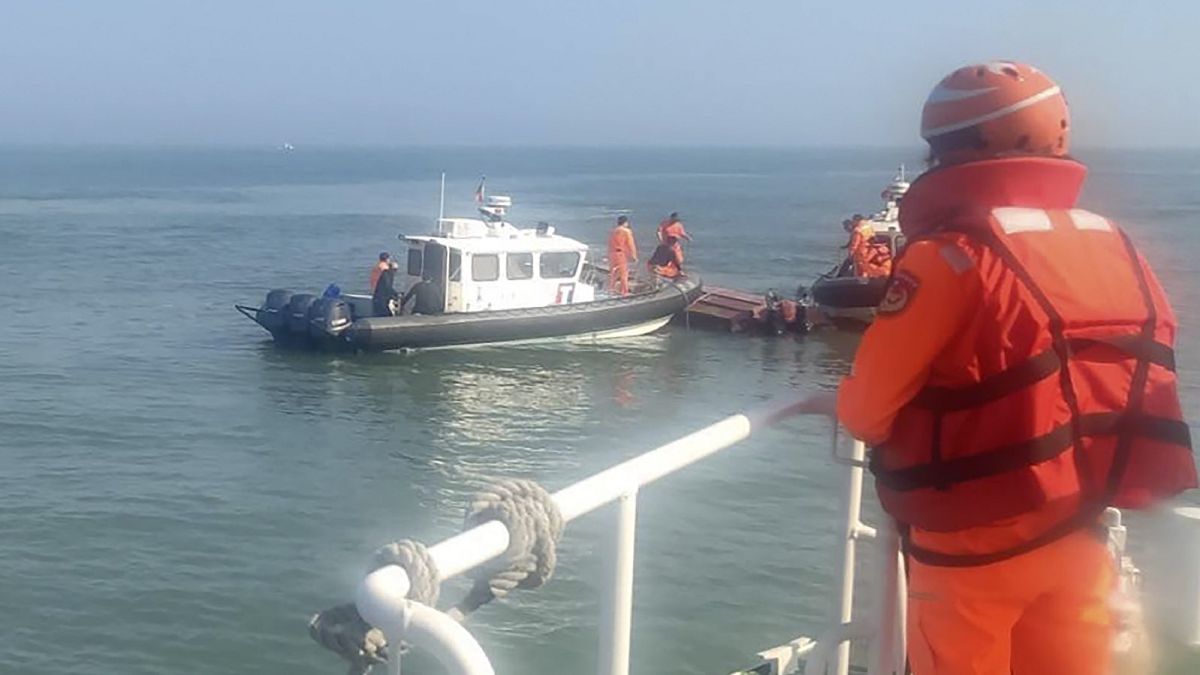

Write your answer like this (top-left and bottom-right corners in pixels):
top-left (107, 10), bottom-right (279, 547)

top-left (910, 335), bottom-right (1175, 414)
top-left (875, 412), bottom-right (1191, 492)
top-left (895, 222), bottom-right (1185, 567)
top-left (912, 349), bottom-right (1061, 412)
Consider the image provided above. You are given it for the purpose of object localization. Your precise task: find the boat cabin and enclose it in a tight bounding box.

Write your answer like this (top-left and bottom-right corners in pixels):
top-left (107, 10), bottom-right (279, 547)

top-left (400, 196), bottom-right (596, 314)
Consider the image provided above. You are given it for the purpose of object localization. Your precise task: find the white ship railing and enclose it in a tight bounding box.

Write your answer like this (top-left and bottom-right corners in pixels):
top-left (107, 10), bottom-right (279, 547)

top-left (345, 394), bottom-right (1200, 675)
top-left (353, 395), bottom-right (906, 675)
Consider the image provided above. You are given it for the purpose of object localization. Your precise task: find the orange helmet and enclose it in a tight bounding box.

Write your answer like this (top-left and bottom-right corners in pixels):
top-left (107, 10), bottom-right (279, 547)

top-left (921, 61), bottom-right (1070, 165)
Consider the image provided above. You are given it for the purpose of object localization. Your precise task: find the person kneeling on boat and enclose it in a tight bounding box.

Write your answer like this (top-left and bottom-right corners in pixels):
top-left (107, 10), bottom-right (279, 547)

top-left (400, 274), bottom-right (443, 315)
top-left (647, 236), bottom-right (684, 279)
top-left (372, 261), bottom-right (400, 316)
top-left (607, 215), bottom-right (639, 295)
top-left (800, 61), bottom-right (1195, 675)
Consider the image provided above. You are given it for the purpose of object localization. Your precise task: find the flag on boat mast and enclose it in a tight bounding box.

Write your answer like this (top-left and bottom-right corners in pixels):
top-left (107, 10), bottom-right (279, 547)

top-left (474, 176), bottom-right (486, 204)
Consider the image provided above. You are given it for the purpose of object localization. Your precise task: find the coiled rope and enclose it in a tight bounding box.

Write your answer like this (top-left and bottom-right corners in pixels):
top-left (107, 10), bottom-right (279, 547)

top-left (309, 479), bottom-right (563, 673)
top-left (450, 479), bottom-right (564, 620)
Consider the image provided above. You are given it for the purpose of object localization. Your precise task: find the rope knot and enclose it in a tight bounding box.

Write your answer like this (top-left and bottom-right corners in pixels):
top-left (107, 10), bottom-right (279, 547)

top-left (371, 538), bottom-right (441, 606)
top-left (456, 478), bottom-right (563, 616)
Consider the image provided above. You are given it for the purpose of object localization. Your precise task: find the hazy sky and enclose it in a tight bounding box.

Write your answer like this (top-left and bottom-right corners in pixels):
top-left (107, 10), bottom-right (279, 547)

top-left (3, 1), bottom-right (1196, 147)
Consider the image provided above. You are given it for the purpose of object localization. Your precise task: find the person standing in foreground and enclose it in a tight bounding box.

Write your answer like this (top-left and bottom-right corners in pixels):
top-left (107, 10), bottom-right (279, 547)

top-left (607, 215), bottom-right (639, 295)
top-left (806, 61), bottom-right (1196, 674)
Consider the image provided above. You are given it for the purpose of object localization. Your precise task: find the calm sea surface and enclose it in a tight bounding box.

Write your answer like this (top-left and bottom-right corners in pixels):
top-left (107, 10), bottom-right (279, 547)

top-left (1, 146), bottom-right (1197, 673)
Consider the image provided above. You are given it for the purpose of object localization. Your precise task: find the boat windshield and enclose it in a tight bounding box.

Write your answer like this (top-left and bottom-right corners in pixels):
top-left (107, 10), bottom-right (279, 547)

top-left (540, 251), bottom-right (580, 279)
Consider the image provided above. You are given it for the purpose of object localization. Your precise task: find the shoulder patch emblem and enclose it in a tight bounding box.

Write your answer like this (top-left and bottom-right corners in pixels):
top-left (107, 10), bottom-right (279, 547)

top-left (877, 270), bottom-right (919, 315)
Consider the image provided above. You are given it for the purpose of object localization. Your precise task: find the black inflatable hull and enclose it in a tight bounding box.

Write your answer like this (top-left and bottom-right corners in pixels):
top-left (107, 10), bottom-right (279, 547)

top-left (241, 277), bottom-right (703, 352)
top-left (808, 275), bottom-right (888, 331)
top-left (810, 275), bottom-right (889, 308)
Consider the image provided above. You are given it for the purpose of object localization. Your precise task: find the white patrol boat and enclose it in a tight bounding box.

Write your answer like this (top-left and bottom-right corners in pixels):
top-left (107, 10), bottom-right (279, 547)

top-left (238, 194), bottom-right (702, 351)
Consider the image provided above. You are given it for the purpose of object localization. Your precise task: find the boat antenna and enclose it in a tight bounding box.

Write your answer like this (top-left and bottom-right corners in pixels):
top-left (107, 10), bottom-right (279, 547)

top-left (438, 172), bottom-right (446, 221)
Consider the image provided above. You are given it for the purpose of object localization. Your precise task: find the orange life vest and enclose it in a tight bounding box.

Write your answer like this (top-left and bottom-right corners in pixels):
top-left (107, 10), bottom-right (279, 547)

top-left (369, 261), bottom-right (389, 292)
top-left (874, 157), bottom-right (1195, 565)
top-left (850, 220), bottom-right (892, 276)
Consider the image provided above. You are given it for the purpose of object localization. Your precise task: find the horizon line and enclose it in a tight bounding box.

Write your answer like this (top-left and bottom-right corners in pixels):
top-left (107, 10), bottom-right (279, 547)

top-left (0, 141), bottom-right (1195, 152)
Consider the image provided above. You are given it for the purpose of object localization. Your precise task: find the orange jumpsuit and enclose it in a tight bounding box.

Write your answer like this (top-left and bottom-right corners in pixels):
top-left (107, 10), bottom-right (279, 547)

top-left (369, 261), bottom-right (389, 293)
top-left (607, 225), bottom-right (638, 295)
top-left (847, 220), bottom-right (891, 277)
top-left (837, 240), bottom-right (1113, 675)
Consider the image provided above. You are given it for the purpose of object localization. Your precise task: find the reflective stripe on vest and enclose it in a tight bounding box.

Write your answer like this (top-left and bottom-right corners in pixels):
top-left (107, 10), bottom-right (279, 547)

top-left (873, 207), bottom-right (1195, 566)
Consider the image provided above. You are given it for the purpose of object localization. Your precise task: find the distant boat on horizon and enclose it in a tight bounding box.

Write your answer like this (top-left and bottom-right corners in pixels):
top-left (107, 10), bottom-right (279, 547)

top-left (280, 142), bottom-right (295, 151)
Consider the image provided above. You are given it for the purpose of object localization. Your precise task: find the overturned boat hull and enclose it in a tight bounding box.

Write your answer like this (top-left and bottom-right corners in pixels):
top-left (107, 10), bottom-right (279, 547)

top-left (237, 277), bottom-right (702, 352)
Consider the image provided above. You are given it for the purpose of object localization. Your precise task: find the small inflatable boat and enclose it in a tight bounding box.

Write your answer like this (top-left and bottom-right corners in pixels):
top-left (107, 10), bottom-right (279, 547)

top-left (809, 270), bottom-right (891, 330)
top-left (808, 166), bottom-right (909, 330)
top-left (236, 194), bottom-right (702, 352)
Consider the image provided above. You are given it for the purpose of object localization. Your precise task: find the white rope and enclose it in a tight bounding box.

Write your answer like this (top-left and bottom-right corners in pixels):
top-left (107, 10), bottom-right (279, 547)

top-left (453, 478), bottom-right (564, 618)
top-left (309, 481), bottom-right (563, 671)
top-left (373, 539), bottom-right (441, 606)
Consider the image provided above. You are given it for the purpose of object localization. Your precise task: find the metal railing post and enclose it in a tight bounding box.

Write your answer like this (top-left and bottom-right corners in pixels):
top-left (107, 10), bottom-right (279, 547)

top-left (867, 520), bottom-right (906, 675)
top-left (833, 435), bottom-right (869, 675)
top-left (599, 489), bottom-right (639, 675)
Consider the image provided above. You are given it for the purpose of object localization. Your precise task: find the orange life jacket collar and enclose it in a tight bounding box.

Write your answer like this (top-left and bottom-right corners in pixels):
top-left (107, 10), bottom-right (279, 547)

top-left (899, 157), bottom-right (1088, 237)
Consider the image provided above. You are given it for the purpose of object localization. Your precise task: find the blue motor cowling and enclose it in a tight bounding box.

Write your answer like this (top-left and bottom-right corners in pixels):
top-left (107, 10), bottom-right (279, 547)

top-left (257, 289), bottom-right (292, 333)
top-left (284, 293), bottom-right (319, 334)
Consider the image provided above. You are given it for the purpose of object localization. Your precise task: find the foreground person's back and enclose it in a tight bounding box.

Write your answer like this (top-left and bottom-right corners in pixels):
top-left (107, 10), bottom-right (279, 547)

top-left (830, 61), bottom-right (1197, 674)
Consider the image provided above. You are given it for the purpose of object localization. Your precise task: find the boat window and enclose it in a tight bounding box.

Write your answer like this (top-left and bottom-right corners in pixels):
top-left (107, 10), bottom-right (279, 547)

top-left (539, 251), bottom-right (581, 279)
top-left (471, 254), bottom-right (500, 282)
top-left (449, 250), bottom-right (462, 282)
top-left (407, 248), bottom-right (423, 276)
top-left (506, 252), bottom-right (534, 280)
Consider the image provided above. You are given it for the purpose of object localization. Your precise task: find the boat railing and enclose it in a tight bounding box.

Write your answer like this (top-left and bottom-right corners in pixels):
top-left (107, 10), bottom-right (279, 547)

top-left (343, 395), bottom-right (907, 675)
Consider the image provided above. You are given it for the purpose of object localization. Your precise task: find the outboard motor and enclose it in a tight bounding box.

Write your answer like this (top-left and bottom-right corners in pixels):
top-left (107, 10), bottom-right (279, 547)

top-left (762, 290), bottom-right (787, 336)
top-left (257, 289), bottom-right (292, 333)
top-left (308, 297), bottom-right (354, 345)
top-left (284, 293), bottom-right (319, 335)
